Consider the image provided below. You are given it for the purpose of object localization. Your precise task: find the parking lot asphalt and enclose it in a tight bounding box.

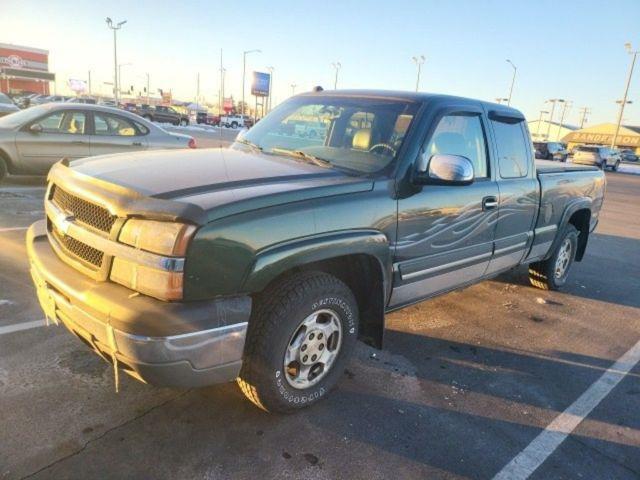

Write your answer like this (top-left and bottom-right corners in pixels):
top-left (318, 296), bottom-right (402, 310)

top-left (0, 168), bottom-right (639, 480)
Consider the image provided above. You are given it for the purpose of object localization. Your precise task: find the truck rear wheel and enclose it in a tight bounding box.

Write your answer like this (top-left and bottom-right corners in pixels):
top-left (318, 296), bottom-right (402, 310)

top-left (529, 224), bottom-right (579, 290)
top-left (237, 271), bottom-right (359, 412)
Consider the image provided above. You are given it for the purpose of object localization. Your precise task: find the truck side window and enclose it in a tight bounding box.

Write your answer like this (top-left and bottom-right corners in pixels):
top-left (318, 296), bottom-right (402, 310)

top-left (423, 114), bottom-right (488, 178)
top-left (492, 120), bottom-right (529, 178)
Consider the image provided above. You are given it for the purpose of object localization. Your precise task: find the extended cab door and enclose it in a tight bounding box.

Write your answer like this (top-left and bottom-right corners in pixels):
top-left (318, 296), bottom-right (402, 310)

top-left (483, 111), bottom-right (539, 276)
top-left (89, 111), bottom-right (149, 155)
top-left (390, 105), bottom-right (499, 308)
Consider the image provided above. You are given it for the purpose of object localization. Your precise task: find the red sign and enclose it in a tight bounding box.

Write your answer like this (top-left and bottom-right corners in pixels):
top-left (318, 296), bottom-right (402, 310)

top-left (223, 97), bottom-right (233, 113)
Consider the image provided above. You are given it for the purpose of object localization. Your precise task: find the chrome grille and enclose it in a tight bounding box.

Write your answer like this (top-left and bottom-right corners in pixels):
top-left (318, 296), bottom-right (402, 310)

top-left (51, 225), bottom-right (104, 269)
top-left (51, 185), bottom-right (116, 233)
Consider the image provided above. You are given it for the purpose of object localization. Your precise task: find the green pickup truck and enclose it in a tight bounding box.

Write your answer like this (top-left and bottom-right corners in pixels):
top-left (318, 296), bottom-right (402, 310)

top-left (27, 90), bottom-right (605, 412)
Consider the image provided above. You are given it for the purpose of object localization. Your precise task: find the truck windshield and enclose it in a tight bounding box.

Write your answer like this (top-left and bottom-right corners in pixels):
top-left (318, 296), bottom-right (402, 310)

top-left (240, 95), bottom-right (419, 175)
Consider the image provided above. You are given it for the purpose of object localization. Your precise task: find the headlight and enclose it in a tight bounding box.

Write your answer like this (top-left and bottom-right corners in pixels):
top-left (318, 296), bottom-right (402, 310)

top-left (118, 219), bottom-right (196, 256)
top-left (110, 219), bottom-right (197, 301)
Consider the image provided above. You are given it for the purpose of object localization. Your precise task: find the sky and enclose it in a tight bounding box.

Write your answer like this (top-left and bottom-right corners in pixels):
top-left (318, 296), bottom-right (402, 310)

top-left (2, 0), bottom-right (639, 126)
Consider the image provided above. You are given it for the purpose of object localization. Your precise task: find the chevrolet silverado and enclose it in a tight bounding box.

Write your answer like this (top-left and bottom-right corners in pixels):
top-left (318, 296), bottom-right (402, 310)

top-left (27, 90), bottom-right (605, 412)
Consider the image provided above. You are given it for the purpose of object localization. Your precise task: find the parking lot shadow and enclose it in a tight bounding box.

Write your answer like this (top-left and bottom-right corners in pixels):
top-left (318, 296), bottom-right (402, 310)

top-left (494, 233), bottom-right (640, 309)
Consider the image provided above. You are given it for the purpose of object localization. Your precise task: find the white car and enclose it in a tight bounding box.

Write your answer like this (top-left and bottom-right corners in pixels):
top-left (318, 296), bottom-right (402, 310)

top-left (573, 146), bottom-right (621, 171)
top-left (220, 114), bottom-right (246, 129)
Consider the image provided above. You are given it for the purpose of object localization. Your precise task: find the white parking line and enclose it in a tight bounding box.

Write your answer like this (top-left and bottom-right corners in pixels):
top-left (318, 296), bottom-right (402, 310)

top-left (493, 338), bottom-right (640, 480)
top-left (0, 226), bottom-right (28, 233)
top-left (0, 320), bottom-right (46, 336)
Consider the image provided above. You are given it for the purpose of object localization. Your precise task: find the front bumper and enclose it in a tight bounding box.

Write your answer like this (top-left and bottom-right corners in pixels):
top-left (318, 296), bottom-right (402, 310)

top-left (26, 220), bottom-right (251, 388)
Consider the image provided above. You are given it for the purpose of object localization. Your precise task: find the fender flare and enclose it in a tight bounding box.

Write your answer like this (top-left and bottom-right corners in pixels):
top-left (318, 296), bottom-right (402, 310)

top-left (546, 197), bottom-right (592, 261)
top-left (242, 229), bottom-right (392, 297)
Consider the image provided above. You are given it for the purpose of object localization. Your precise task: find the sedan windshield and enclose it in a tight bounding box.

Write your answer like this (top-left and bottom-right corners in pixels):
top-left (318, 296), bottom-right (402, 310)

top-left (240, 95), bottom-right (419, 175)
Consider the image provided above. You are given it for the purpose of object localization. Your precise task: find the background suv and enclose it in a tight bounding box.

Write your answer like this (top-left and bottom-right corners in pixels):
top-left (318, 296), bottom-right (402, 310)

top-left (573, 145), bottom-right (621, 171)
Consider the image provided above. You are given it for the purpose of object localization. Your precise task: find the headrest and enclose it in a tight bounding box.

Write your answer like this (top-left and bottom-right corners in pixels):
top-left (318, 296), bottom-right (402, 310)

top-left (352, 128), bottom-right (372, 150)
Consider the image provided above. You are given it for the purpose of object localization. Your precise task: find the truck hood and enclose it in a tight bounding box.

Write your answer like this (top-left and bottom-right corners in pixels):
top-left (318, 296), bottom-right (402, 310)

top-left (70, 147), bottom-right (373, 222)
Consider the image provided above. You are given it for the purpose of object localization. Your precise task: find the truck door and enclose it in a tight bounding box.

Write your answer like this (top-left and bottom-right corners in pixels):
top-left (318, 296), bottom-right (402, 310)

top-left (391, 107), bottom-right (499, 308)
top-left (484, 112), bottom-right (538, 276)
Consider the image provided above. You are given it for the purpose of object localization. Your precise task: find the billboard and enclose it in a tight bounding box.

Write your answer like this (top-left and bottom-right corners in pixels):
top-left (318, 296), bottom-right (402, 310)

top-left (223, 97), bottom-right (233, 112)
top-left (0, 43), bottom-right (54, 94)
top-left (251, 71), bottom-right (271, 97)
top-left (67, 79), bottom-right (87, 94)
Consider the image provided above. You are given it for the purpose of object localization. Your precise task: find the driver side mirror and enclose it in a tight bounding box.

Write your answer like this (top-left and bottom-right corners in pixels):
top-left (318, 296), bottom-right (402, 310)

top-left (414, 154), bottom-right (474, 186)
top-left (29, 123), bottom-right (43, 134)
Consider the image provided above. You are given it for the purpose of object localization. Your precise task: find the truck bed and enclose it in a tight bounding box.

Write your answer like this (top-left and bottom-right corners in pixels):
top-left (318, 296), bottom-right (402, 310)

top-left (535, 160), bottom-right (599, 175)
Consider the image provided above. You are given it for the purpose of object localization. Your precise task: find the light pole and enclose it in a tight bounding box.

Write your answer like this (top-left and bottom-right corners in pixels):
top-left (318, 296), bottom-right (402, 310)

top-left (291, 83), bottom-right (297, 96)
top-left (267, 66), bottom-right (274, 112)
top-left (331, 62), bottom-right (341, 89)
top-left (556, 101), bottom-right (571, 141)
top-left (118, 62), bottom-right (132, 97)
top-left (145, 73), bottom-right (150, 104)
top-left (611, 43), bottom-right (638, 148)
top-left (411, 55), bottom-right (426, 92)
top-left (105, 17), bottom-right (127, 105)
top-left (578, 107), bottom-right (590, 128)
top-left (545, 99), bottom-right (565, 140)
top-left (536, 110), bottom-right (549, 137)
top-left (506, 59), bottom-right (517, 106)
top-left (242, 49), bottom-right (261, 116)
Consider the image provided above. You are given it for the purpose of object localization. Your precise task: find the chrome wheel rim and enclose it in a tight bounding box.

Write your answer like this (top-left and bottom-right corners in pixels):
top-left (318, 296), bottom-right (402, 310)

top-left (284, 309), bottom-right (342, 390)
top-left (555, 238), bottom-right (572, 279)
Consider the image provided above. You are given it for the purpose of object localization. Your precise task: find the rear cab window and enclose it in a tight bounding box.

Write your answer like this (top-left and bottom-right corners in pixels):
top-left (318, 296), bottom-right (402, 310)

top-left (491, 118), bottom-right (530, 178)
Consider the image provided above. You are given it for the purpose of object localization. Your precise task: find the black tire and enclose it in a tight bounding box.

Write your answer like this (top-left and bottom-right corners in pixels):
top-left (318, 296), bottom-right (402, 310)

top-left (237, 271), bottom-right (359, 413)
top-left (180, 118), bottom-right (188, 126)
top-left (143, 114), bottom-right (153, 121)
top-left (612, 161), bottom-right (620, 172)
top-left (231, 121), bottom-right (238, 129)
top-left (529, 224), bottom-right (579, 290)
top-left (0, 156), bottom-right (7, 182)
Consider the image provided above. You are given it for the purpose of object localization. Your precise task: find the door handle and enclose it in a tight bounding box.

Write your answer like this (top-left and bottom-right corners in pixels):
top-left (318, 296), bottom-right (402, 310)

top-left (71, 140), bottom-right (87, 145)
top-left (131, 142), bottom-right (142, 146)
top-left (482, 196), bottom-right (498, 210)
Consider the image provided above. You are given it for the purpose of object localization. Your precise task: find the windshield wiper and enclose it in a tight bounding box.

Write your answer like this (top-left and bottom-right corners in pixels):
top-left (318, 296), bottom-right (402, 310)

top-left (236, 138), bottom-right (263, 151)
top-left (271, 147), bottom-right (332, 168)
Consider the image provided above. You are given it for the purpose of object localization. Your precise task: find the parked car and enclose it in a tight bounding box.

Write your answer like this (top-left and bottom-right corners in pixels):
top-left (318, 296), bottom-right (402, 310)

top-left (220, 114), bottom-right (245, 128)
top-left (26, 90), bottom-right (605, 412)
top-left (620, 149), bottom-right (639, 162)
top-left (137, 105), bottom-right (189, 126)
top-left (533, 141), bottom-right (568, 161)
top-left (0, 93), bottom-right (20, 117)
top-left (66, 96), bottom-right (97, 104)
top-left (572, 145), bottom-right (621, 171)
top-left (121, 102), bottom-right (139, 113)
top-left (0, 103), bottom-right (196, 181)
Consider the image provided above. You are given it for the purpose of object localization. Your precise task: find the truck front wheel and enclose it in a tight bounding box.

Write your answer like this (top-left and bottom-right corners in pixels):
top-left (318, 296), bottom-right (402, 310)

top-left (237, 271), bottom-right (359, 412)
top-left (529, 224), bottom-right (579, 290)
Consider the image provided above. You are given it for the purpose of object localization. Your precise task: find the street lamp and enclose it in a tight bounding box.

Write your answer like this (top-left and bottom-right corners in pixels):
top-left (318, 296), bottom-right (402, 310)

top-left (611, 42), bottom-right (638, 148)
top-left (545, 99), bottom-right (565, 140)
top-left (411, 55), bottom-right (426, 92)
top-left (331, 62), bottom-right (342, 89)
top-left (242, 49), bottom-right (261, 115)
top-left (291, 83), bottom-right (297, 96)
top-left (506, 59), bottom-right (517, 106)
top-left (105, 17), bottom-right (127, 105)
top-left (267, 66), bottom-right (274, 112)
top-left (118, 62), bottom-right (132, 96)
top-left (536, 110), bottom-right (549, 137)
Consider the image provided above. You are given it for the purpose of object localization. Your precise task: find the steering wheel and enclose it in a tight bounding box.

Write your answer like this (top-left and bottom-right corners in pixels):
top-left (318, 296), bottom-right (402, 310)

top-left (369, 143), bottom-right (396, 156)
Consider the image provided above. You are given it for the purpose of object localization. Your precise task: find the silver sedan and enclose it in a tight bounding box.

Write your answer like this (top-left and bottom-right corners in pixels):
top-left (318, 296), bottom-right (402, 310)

top-left (0, 103), bottom-right (195, 181)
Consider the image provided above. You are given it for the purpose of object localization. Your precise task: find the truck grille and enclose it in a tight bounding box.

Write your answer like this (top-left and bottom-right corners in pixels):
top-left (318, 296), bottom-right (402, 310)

top-left (51, 225), bottom-right (104, 269)
top-left (51, 185), bottom-right (116, 233)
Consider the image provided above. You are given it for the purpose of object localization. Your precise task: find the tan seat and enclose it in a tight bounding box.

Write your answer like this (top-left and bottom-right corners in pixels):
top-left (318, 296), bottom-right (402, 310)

top-left (352, 128), bottom-right (372, 150)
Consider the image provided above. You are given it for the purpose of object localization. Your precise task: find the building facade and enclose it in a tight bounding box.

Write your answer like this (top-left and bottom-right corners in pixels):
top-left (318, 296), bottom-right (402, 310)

top-left (0, 43), bottom-right (55, 95)
top-left (562, 123), bottom-right (640, 154)
top-left (528, 120), bottom-right (578, 142)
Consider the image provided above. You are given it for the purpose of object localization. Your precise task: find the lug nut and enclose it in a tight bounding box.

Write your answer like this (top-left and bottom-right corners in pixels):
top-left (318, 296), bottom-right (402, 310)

top-left (301, 344), bottom-right (307, 351)
top-left (303, 355), bottom-right (308, 362)
top-left (319, 344), bottom-right (324, 350)
top-left (309, 333), bottom-right (315, 340)
top-left (311, 354), bottom-right (317, 361)
top-left (318, 333), bottom-right (323, 339)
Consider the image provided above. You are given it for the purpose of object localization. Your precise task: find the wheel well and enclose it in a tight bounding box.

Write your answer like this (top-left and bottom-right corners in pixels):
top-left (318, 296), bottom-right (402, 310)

top-left (257, 254), bottom-right (386, 349)
top-left (568, 208), bottom-right (591, 261)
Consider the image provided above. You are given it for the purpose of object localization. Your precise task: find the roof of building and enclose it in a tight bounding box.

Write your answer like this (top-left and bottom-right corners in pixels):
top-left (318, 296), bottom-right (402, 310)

top-left (527, 119), bottom-right (578, 130)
